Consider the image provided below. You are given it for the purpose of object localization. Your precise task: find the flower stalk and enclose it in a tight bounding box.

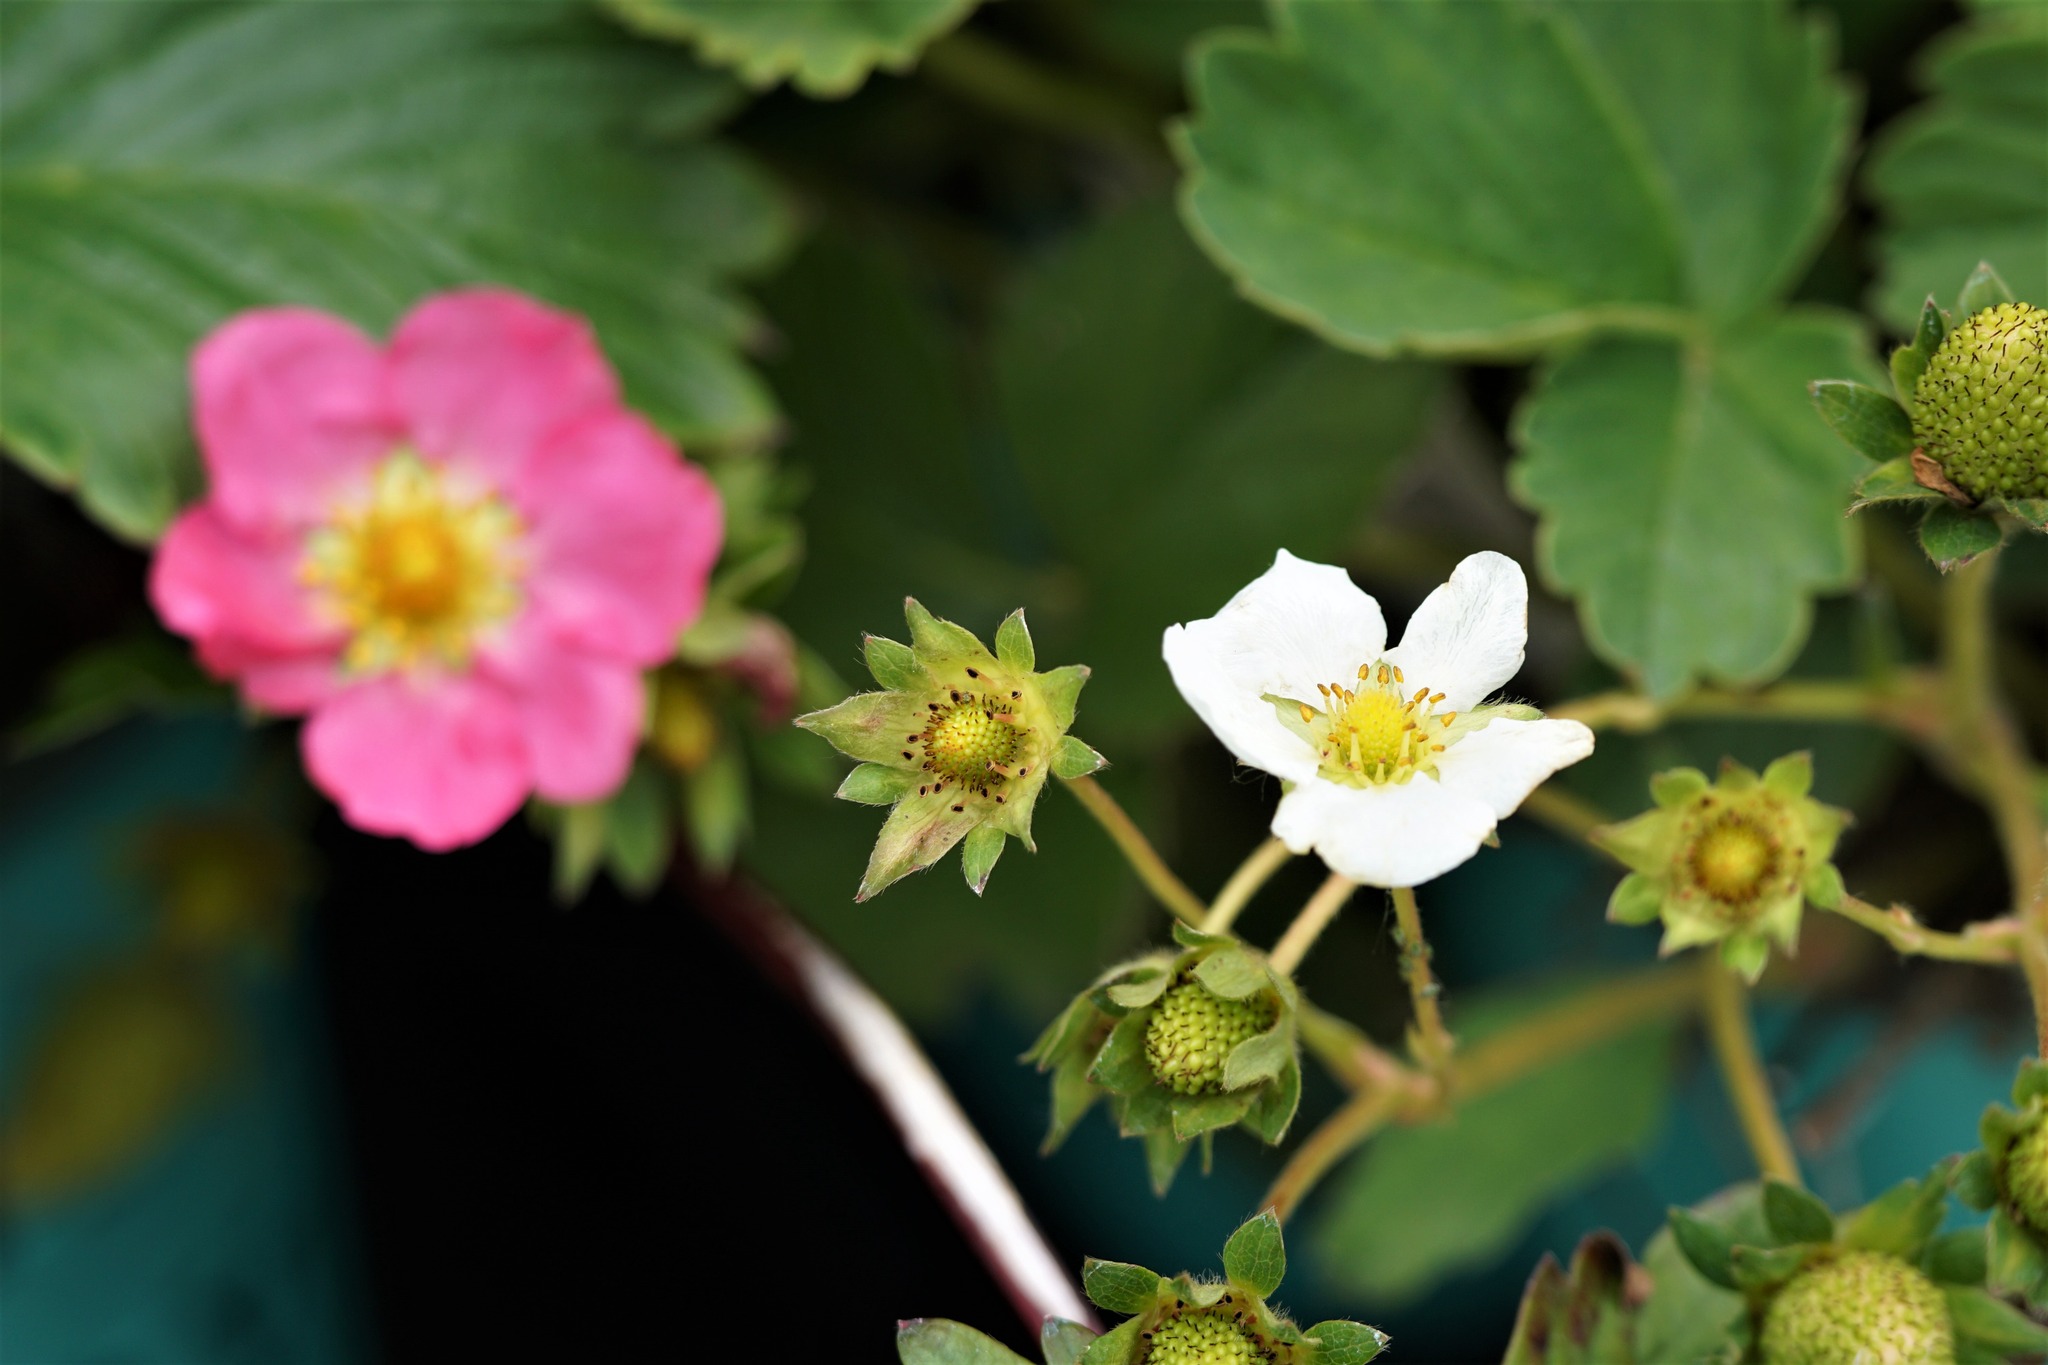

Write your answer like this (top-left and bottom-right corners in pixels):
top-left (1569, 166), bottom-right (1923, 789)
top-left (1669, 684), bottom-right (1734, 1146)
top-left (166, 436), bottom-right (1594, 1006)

top-left (1391, 885), bottom-right (1455, 1071)
top-left (1701, 959), bottom-right (1801, 1186)
top-left (1267, 872), bottom-right (1356, 976)
top-left (1062, 773), bottom-right (1206, 925)
top-left (1201, 837), bottom-right (1294, 935)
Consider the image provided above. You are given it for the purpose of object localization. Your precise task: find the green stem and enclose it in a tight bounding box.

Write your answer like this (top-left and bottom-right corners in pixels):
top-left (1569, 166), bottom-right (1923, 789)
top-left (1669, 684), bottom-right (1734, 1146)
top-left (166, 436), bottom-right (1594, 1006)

top-left (1701, 960), bottom-right (1801, 1185)
top-left (1201, 837), bottom-right (1293, 935)
top-left (1267, 873), bottom-right (1355, 976)
top-left (1061, 775), bottom-right (1205, 925)
top-left (1941, 548), bottom-right (2048, 1050)
top-left (1391, 885), bottom-right (1455, 1070)
top-left (918, 31), bottom-right (1166, 157)
top-left (1551, 677), bottom-right (1925, 734)
top-left (1265, 962), bottom-right (1699, 1219)
top-left (1823, 893), bottom-right (2022, 965)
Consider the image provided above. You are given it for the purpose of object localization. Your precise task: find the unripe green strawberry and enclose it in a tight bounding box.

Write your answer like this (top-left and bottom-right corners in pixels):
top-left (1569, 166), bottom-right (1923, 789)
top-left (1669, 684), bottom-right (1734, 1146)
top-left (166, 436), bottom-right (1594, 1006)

top-left (1145, 978), bottom-right (1276, 1095)
top-left (2007, 1114), bottom-right (2048, 1233)
top-left (1144, 1310), bottom-right (1274, 1364)
top-left (1758, 1251), bottom-right (1954, 1365)
top-left (1913, 302), bottom-right (2048, 502)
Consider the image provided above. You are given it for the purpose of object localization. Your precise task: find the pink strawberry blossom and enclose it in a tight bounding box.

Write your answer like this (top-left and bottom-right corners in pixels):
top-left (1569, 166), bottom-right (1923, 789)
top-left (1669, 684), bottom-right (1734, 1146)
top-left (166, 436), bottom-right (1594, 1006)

top-left (151, 290), bottom-right (722, 850)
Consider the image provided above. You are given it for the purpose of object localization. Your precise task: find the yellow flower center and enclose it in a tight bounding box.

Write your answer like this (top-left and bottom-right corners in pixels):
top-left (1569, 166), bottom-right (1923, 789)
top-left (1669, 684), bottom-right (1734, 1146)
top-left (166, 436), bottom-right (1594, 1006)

top-left (1685, 811), bottom-right (1785, 911)
top-left (1291, 662), bottom-right (1453, 787)
top-left (914, 690), bottom-right (1027, 799)
top-left (302, 452), bottom-right (523, 674)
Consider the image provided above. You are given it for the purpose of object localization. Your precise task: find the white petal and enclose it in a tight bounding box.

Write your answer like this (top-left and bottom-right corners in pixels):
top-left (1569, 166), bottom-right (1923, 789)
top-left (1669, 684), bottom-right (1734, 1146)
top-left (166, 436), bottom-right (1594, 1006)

top-left (1163, 550), bottom-right (1386, 782)
top-left (1271, 775), bottom-right (1499, 888)
top-left (1432, 717), bottom-right (1595, 818)
top-left (1384, 550), bottom-right (1529, 711)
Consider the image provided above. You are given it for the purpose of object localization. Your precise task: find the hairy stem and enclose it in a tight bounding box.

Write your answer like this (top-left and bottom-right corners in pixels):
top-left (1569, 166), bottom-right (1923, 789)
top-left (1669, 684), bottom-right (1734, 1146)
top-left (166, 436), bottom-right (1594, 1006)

top-left (1823, 893), bottom-right (2022, 965)
top-left (1062, 775), bottom-right (1206, 925)
top-left (1391, 885), bottom-right (1455, 1070)
top-left (1701, 960), bottom-right (1801, 1185)
top-left (1268, 873), bottom-right (1356, 975)
top-left (1942, 548), bottom-right (2048, 1049)
top-left (1552, 677), bottom-right (1928, 734)
top-left (1201, 837), bottom-right (1294, 935)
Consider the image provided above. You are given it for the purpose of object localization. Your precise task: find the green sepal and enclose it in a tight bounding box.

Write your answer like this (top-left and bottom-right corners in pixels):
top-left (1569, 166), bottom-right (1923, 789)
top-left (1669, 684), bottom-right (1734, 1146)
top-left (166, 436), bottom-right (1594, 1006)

top-left (1953, 1149), bottom-right (1998, 1210)
top-left (1841, 1168), bottom-right (1950, 1258)
top-left (1076, 1315), bottom-right (1146, 1365)
top-left (904, 597), bottom-right (991, 667)
top-left (856, 790), bottom-right (981, 902)
top-left (1982, 1104), bottom-right (2023, 1154)
top-left (1170, 1087), bottom-right (1256, 1141)
top-left (895, 1319), bottom-right (1036, 1365)
top-left (1809, 379), bottom-right (1915, 463)
top-left (1192, 946), bottom-right (1265, 1000)
top-left (1222, 1209), bottom-right (1286, 1298)
top-left (1590, 806), bottom-right (1678, 873)
top-left (1043, 1049), bottom-right (1098, 1153)
top-left (1729, 1241), bottom-right (1819, 1292)
top-left (1117, 1081), bottom-right (1173, 1137)
top-left (1669, 1206), bottom-right (1741, 1290)
top-left (1802, 862), bottom-right (1846, 911)
top-left (1923, 1227), bottom-right (1989, 1286)
top-left (1080, 1259), bottom-right (1167, 1316)
top-left (1036, 665), bottom-right (1090, 730)
top-left (1763, 1179), bottom-right (1835, 1245)
top-left (1300, 1320), bottom-right (1388, 1365)
top-left (1502, 1233), bottom-right (1643, 1365)
top-left (1719, 934), bottom-right (1771, 984)
top-left (1912, 295), bottom-right (1948, 361)
top-left (1142, 1124), bottom-right (1189, 1195)
top-left (1170, 921), bottom-right (1234, 951)
top-left (1104, 968), bottom-right (1173, 1011)
top-left (1051, 735), bottom-right (1109, 779)
top-left (1090, 1013), bottom-right (1155, 1096)
top-left (1241, 1058), bottom-right (1302, 1144)
top-left (1041, 1319), bottom-right (1096, 1365)
top-left (1222, 1020), bottom-right (1293, 1091)
top-left (1650, 767), bottom-right (1710, 808)
top-left (1760, 752), bottom-right (1813, 800)
top-left (1606, 872), bottom-right (1664, 926)
top-left (864, 634), bottom-right (928, 692)
top-left (797, 690), bottom-right (929, 765)
top-left (1028, 993), bottom-right (1102, 1069)
top-left (1920, 503), bottom-right (2005, 572)
top-left (1957, 261), bottom-right (2015, 317)
top-left (839, 762), bottom-right (919, 806)
top-left (994, 610), bottom-right (1035, 673)
top-left (1850, 456), bottom-right (1947, 511)
top-left (1986, 1209), bottom-right (2048, 1301)
top-left (2013, 1058), bottom-right (2048, 1108)
top-left (960, 825), bottom-right (1005, 896)
top-left (1996, 496), bottom-right (2048, 532)
top-left (1944, 1283), bottom-right (2048, 1354)
top-left (1890, 346), bottom-right (1928, 414)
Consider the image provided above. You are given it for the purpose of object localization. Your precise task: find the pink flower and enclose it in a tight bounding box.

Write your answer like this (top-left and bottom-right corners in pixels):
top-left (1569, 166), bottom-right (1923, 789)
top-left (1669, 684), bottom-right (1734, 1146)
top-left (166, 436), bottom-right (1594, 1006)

top-left (150, 290), bottom-right (723, 850)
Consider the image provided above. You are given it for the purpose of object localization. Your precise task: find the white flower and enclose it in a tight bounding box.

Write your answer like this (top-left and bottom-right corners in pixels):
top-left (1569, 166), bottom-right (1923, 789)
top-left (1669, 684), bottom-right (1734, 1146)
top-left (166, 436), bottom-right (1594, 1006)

top-left (1163, 550), bottom-right (1594, 888)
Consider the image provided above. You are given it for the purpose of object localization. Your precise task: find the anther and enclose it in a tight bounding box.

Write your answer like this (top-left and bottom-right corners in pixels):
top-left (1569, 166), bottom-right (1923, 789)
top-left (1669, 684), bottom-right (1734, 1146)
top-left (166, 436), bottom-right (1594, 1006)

top-left (1430, 691), bottom-right (1446, 704)
top-left (1412, 686), bottom-right (1429, 704)
top-left (1356, 664), bottom-right (1370, 680)
top-left (1377, 663), bottom-right (1391, 683)
top-left (1393, 666), bottom-right (1404, 683)
top-left (1298, 702), bottom-right (1315, 722)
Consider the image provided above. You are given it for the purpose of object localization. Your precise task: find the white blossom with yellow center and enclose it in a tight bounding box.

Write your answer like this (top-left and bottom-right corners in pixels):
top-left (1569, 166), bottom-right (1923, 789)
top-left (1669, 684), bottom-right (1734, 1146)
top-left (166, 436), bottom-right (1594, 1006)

top-left (1163, 550), bottom-right (1594, 888)
top-left (300, 451), bottom-right (525, 675)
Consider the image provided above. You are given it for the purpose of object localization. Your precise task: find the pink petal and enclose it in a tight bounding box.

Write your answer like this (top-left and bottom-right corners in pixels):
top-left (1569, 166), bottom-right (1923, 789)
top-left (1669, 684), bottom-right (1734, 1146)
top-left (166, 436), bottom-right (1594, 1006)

top-left (151, 505), bottom-right (342, 657)
top-left (193, 309), bottom-right (397, 529)
top-left (518, 410), bottom-right (722, 663)
top-left (195, 637), bottom-right (340, 715)
top-left (388, 289), bottom-right (619, 485)
top-left (480, 626), bottom-right (646, 804)
top-left (302, 675), bottom-right (531, 851)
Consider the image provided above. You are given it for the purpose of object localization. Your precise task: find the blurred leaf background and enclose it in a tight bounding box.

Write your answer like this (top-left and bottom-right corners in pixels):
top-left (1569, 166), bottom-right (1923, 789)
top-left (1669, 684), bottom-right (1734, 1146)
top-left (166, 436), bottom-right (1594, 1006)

top-left (3, 0), bottom-right (2045, 1361)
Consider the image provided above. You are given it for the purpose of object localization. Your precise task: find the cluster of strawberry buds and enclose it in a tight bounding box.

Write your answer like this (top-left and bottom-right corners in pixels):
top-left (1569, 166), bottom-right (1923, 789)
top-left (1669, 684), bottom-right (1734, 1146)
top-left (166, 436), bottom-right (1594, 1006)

top-left (790, 264), bottom-right (2048, 1363)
